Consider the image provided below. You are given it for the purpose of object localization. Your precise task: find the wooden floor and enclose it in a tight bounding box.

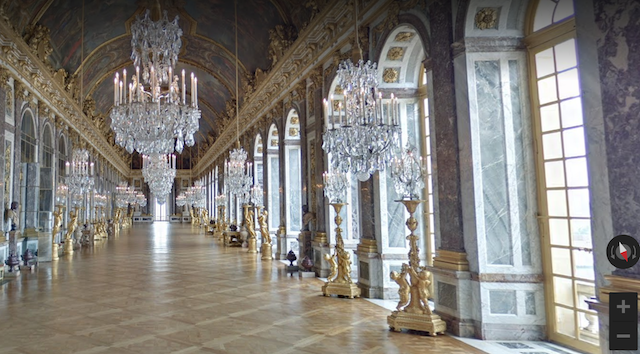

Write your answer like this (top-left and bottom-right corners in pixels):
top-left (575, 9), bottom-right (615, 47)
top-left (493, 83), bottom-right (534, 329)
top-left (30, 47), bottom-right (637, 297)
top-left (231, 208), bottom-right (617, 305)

top-left (0, 223), bottom-right (485, 354)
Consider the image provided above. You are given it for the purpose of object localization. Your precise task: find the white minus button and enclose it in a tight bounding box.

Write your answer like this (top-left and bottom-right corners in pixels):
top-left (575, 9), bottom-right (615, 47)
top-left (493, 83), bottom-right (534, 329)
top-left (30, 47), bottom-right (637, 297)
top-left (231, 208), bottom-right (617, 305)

top-left (617, 334), bottom-right (631, 339)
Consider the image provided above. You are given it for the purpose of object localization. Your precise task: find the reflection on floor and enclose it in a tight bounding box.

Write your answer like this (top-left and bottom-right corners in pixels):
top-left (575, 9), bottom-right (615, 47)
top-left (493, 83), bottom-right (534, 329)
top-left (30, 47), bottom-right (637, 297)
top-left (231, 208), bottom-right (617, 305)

top-left (0, 223), bottom-right (484, 354)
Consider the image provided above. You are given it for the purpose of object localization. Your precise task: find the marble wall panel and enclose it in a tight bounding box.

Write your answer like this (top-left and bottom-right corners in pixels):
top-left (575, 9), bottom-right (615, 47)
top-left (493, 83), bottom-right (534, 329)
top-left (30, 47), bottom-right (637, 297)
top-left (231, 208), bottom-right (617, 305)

top-left (475, 60), bottom-right (512, 266)
top-left (489, 290), bottom-right (516, 314)
top-left (438, 281), bottom-right (458, 310)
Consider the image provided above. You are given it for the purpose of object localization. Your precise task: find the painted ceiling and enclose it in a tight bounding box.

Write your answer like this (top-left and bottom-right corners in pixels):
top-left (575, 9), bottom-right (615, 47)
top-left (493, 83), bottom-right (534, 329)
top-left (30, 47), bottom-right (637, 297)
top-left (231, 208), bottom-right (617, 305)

top-left (4, 0), bottom-right (313, 165)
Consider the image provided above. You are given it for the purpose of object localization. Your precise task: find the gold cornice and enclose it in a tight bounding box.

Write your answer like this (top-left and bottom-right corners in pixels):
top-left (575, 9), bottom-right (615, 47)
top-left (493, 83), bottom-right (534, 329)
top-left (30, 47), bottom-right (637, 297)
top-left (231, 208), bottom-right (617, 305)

top-left (0, 20), bottom-right (130, 176)
top-left (192, 0), bottom-right (394, 176)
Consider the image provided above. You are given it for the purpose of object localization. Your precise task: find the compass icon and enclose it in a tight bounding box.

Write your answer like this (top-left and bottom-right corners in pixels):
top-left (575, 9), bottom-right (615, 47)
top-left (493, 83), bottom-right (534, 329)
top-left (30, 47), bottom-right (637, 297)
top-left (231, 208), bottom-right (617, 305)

top-left (607, 235), bottom-right (640, 269)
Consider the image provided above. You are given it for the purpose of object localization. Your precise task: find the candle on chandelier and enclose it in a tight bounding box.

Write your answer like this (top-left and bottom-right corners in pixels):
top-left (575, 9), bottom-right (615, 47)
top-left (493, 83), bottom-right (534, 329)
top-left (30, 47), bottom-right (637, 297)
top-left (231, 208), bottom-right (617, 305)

top-left (329, 95), bottom-right (334, 128)
top-left (182, 69), bottom-right (186, 105)
top-left (129, 83), bottom-right (133, 103)
top-left (65, 161), bottom-right (70, 176)
top-left (194, 77), bottom-right (198, 107)
top-left (119, 81), bottom-right (123, 105)
top-left (114, 73), bottom-right (119, 105)
top-left (123, 69), bottom-right (127, 104)
top-left (338, 102), bottom-right (343, 127)
top-left (323, 99), bottom-right (329, 131)
top-left (90, 162), bottom-right (94, 176)
top-left (190, 72), bottom-right (195, 106)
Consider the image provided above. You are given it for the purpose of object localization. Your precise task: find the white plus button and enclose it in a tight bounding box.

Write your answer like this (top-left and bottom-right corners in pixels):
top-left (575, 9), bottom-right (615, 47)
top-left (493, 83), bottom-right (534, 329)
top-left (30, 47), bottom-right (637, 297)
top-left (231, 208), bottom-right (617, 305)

top-left (618, 300), bottom-right (631, 314)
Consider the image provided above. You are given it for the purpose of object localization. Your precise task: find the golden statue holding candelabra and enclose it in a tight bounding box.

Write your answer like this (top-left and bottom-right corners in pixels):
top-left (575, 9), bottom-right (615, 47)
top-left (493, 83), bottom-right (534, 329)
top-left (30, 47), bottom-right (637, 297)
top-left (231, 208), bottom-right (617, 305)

top-left (321, 172), bottom-right (361, 299)
top-left (386, 147), bottom-right (446, 336)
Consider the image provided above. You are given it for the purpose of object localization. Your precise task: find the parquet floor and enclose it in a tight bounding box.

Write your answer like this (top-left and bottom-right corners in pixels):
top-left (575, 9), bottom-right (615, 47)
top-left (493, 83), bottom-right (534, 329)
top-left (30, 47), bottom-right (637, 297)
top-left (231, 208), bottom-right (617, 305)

top-left (0, 223), bottom-right (485, 354)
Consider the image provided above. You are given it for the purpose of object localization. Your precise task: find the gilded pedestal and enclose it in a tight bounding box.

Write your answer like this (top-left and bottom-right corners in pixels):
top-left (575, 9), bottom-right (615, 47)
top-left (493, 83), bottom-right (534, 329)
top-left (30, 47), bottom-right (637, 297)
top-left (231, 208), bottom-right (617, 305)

top-left (322, 203), bottom-right (361, 299)
top-left (52, 243), bottom-right (59, 261)
top-left (261, 243), bottom-right (273, 260)
top-left (387, 200), bottom-right (446, 336)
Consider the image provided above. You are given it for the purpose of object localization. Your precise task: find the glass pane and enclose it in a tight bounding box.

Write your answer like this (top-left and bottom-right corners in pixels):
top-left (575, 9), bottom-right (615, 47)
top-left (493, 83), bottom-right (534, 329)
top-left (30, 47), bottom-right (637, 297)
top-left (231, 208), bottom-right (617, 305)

top-left (560, 97), bottom-right (584, 128)
top-left (533, 0), bottom-right (556, 31)
top-left (565, 158), bottom-right (589, 187)
top-left (547, 190), bottom-right (568, 217)
top-left (578, 310), bottom-right (600, 344)
top-left (549, 218), bottom-right (570, 246)
top-left (558, 69), bottom-right (580, 100)
top-left (542, 132), bottom-right (563, 160)
top-left (540, 103), bottom-right (560, 132)
top-left (551, 248), bottom-right (572, 276)
top-left (553, 276), bottom-right (574, 307)
top-left (568, 189), bottom-right (591, 217)
top-left (556, 306), bottom-right (577, 338)
top-left (538, 76), bottom-right (558, 104)
top-left (554, 0), bottom-right (575, 23)
top-left (535, 48), bottom-right (555, 78)
top-left (573, 250), bottom-right (595, 280)
top-left (575, 281), bottom-right (596, 310)
top-left (570, 218), bottom-right (592, 249)
top-left (544, 160), bottom-right (565, 188)
top-left (554, 39), bottom-right (577, 72)
top-left (563, 127), bottom-right (586, 157)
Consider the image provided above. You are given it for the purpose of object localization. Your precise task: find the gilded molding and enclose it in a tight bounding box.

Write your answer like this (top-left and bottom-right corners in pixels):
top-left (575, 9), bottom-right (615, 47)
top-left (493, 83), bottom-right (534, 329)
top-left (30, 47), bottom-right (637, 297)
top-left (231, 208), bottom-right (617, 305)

top-left (0, 20), bottom-right (129, 176)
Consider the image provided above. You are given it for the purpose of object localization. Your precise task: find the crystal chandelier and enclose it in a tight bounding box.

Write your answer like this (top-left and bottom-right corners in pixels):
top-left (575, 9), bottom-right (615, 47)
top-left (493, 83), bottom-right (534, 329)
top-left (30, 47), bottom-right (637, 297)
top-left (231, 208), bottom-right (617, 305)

top-left (142, 154), bottom-right (176, 204)
top-left (224, 1), bottom-right (253, 204)
top-left (65, 149), bottom-right (95, 195)
top-left (321, 0), bottom-right (400, 182)
top-left (116, 183), bottom-right (134, 209)
top-left (390, 145), bottom-right (426, 200)
top-left (323, 171), bottom-right (349, 204)
top-left (55, 183), bottom-right (68, 205)
top-left (224, 147), bottom-right (253, 202)
top-left (110, 8), bottom-right (200, 155)
top-left (322, 59), bottom-right (401, 181)
top-left (250, 184), bottom-right (263, 207)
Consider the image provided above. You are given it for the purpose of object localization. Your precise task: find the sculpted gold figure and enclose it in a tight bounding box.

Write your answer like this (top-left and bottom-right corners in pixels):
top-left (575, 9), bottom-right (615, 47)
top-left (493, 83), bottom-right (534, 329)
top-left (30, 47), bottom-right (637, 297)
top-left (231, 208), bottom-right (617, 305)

top-left (258, 209), bottom-right (270, 243)
top-left (387, 200), bottom-right (446, 335)
top-left (245, 206), bottom-right (256, 240)
top-left (390, 267), bottom-right (410, 311)
top-left (324, 253), bottom-right (337, 282)
top-left (52, 205), bottom-right (63, 239)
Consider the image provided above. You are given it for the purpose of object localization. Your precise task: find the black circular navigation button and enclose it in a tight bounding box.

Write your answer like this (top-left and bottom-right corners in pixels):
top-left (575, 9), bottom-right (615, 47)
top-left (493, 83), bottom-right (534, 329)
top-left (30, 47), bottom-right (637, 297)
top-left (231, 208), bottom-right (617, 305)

top-left (607, 235), bottom-right (640, 269)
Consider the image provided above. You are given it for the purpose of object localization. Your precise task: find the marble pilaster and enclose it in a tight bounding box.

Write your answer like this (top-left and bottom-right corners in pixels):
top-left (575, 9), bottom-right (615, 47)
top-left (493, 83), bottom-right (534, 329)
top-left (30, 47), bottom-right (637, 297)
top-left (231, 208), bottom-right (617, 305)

top-left (21, 162), bottom-right (39, 234)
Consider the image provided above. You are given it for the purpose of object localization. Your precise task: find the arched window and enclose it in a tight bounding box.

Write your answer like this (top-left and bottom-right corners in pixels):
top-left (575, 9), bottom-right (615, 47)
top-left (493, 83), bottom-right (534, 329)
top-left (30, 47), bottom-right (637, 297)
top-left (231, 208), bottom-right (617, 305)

top-left (21, 111), bottom-right (36, 163)
top-left (39, 124), bottom-right (54, 230)
top-left (526, 2), bottom-right (596, 352)
top-left (284, 109), bottom-right (302, 241)
top-left (266, 124), bottom-right (280, 232)
top-left (57, 135), bottom-right (66, 181)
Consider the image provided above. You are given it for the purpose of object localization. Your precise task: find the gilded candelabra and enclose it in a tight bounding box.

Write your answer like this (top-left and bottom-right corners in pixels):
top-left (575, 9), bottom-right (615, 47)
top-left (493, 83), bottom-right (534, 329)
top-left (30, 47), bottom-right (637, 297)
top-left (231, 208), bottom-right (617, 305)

top-left (387, 146), bottom-right (446, 335)
top-left (216, 204), bottom-right (227, 240)
top-left (322, 203), bottom-right (361, 298)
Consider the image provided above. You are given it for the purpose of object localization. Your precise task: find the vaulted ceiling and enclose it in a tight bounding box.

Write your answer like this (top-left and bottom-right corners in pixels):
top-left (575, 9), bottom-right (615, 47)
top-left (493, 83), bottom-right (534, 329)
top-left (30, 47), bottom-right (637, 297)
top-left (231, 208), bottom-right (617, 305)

top-left (4, 0), bottom-right (313, 165)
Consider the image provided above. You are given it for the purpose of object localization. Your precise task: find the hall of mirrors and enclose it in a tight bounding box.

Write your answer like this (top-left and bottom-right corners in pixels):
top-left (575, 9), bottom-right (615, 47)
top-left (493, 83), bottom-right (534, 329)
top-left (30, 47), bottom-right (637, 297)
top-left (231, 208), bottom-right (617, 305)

top-left (0, 1), bottom-right (636, 353)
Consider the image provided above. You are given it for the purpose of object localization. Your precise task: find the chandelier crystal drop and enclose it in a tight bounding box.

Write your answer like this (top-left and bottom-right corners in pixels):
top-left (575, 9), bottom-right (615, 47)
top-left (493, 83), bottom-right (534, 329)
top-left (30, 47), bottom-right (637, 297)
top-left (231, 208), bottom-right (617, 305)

top-left (110, 7), bottom-right (200, 155)
top-left (142, 154), bottom-right (176, 204)
top-left (224, 147), bottom-right (253, 203)
top-left (65, 149), bottom-right (95, 195)
top-left (115, 183), bottom-right (135, 208)
top-left (322, 59), bottom-right (401, 182)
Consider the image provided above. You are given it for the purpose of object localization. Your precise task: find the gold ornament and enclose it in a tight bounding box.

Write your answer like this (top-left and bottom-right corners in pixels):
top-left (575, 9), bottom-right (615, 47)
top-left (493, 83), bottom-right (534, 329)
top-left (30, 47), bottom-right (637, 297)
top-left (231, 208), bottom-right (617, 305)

top-left (245, 205), bottom-right (257, 254)
top-left (387, 47), bottom-right (405, 61)
top-left (64, 208), bottom-right (78, 255)
top-left (383, 68), bottom-right (399, 83)
top-left (322, 203), bottom-right (361, 298)
top-left (394, 32), bottom-right (414, 42)
top-left (387, 200), bottom-right (447, 336)
top-left (475, 8), bottom-right (498, 30)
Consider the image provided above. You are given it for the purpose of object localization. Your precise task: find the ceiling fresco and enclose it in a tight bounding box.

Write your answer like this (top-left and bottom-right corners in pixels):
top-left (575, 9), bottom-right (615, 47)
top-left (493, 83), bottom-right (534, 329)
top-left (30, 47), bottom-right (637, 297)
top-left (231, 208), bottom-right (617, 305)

top-left (6, 0), bottom-right (313, 167)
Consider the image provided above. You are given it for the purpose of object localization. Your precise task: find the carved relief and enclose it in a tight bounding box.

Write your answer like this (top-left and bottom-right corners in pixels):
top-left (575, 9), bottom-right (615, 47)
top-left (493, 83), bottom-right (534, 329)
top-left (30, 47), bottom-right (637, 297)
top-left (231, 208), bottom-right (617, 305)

top-left (394, 32), bottom-right (414, 42)
top-left (65, 74), bottom-right (80, 102)
top-left (383, 68), bottom-right (399, 83)
top-left (475, 8), bottom-right (499, 30)
top-left (289, 128), bottom-right (299, 137)
top-left (82, 96), bottom-right (96, 120)
top-left (23, 24), bottom-right (53, 64)
top-left (387, 47), bottom-right (405, 60)
top-left (52, 68), bottom-right (67, 88)
top-left (268, 25), bottom-right (296, 68)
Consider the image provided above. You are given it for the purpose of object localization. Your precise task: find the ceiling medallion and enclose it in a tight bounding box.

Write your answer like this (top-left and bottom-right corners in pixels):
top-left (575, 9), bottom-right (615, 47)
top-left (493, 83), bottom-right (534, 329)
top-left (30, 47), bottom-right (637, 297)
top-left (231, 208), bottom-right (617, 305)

top-left (109, 8), bottom-right (201, 156)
